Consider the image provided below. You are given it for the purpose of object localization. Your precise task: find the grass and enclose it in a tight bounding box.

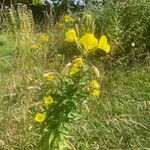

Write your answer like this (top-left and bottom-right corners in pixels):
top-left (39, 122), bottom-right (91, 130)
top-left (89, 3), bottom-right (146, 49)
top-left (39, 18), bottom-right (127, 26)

top-left (0, 33), bottom-right (150, 149)
top-left (0, 2), bottom-right (150, 149)
top-left (72, 64), bottom-right (150, 149)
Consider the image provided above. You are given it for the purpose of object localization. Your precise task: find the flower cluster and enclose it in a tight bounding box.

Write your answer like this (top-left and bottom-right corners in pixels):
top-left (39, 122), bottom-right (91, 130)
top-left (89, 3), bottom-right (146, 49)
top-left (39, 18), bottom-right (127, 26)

top-left (33, 14), bottom-right (110, 149)
top-left (34, 73), bottom-right (55, 123)
top-left (35, 95), bottom-right (55, 123)
top-left (65, 30), bottom-right (110, 53)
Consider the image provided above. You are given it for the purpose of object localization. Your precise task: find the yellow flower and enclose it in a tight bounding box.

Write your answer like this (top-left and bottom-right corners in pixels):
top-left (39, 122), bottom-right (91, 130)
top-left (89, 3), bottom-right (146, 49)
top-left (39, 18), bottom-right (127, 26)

top-left (65, 29), bottom-right (77, 43)
top-left (98, 35), bottom-right (110, 53)
top-left (91, 89), bottom-right (100, 97)
top-left (79, 33), bottom-right (98, 52)
top-left (73, 58), bottom-right (84, 67)
top-left (41, 34), bottom-right (49, 42)
top-left (91, 80), bottom-right (99, 89)
top-left (43, 73), bottom-right (54, 81)
top-left (70, 58), bottom-right (84, 75)
top-left (35, 113), bottom-right (46, 123)
top-left (69, 65), bottom-right (80, 75)
top-left (64, 15), bottom-right (75, 22)
top-left (44, 96), bottom-right (54, 106)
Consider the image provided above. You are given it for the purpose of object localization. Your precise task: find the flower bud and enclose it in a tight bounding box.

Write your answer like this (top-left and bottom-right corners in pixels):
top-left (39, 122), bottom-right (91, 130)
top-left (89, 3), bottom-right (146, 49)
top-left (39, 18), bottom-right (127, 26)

top-left (91, 65), bottom-right (100, 78)
top-left (61, 62), bottom-right (72, 75)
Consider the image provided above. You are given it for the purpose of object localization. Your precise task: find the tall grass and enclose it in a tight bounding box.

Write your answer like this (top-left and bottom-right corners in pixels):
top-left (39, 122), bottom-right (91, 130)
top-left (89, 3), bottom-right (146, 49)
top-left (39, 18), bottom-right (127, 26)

top-left (85, 0), bottom-right (150, 62)
top-left (0, 1), bottom-right (150, 149)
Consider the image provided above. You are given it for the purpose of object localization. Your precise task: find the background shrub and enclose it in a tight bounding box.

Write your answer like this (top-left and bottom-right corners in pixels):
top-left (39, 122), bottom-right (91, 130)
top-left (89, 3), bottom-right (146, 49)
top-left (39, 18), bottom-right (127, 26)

top-left (85, 0), bottom-right (150, 61)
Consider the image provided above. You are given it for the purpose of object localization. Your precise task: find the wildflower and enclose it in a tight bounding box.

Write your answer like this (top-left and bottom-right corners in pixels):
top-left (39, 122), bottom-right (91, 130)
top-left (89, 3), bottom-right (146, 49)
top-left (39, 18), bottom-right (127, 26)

top-left (35, 113), bottom-right (46, 123)
top-left (70, 58), bottom-right (84, 75)
top-left (70, 65), bottom-right (80, 75)
top-left (79, 33), bottom-right (98, 52)
top-left (44, 96), bottom-right (54, 106)
top-left (41, 34), bottom-right (49, 42)
top-left (91, 65), bottom-right (100, 78)
top-left (43, 72), bottom-right (54, 81)
top-left (73, 57), bottom-right (84, 67)
top-left (64, 15), bottom-right (75, 22)
top-left (98, 35), bottom-right (110, 53)
top-left (91, 89), bottom-right (100, 97)
top-left (91, 80), bottom-right (99, 89)
top-left (65, 29), bottom-right (77, 43)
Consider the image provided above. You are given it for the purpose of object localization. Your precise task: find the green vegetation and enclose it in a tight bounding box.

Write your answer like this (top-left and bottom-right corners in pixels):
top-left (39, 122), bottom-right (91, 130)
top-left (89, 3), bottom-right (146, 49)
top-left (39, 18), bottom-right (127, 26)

top-left (0, 0), bottom-right (150, 149)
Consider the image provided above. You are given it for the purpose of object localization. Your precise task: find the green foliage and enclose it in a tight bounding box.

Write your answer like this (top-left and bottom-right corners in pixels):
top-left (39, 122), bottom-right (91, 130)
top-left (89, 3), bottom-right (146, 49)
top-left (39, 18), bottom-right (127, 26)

top-left (0, 1), bottom-right (150, 150)
top-left (34, 58), bottom-right (101, 149)
top-left (85, 0), bottom-right (150, 60)
top-left (72, 65), bottom-right (150, 149)
top-left (32, 0), bottom-right (44, 5)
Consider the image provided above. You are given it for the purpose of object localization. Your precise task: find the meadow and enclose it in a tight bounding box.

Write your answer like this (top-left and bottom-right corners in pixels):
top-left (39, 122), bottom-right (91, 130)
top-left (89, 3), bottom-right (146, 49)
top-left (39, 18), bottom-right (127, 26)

top-left (0, 1), bottom-right (150, 149)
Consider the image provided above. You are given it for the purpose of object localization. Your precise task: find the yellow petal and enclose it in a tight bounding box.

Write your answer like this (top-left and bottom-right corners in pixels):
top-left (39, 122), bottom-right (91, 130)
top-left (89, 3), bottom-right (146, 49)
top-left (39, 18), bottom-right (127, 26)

top-left (65, 29), bottom-right (77, 43)
top-left (73, 58), bottom-right (84, 67)
top-left (41, 34), bottom-right (49, 42)
top-left (98, 35), bottom-right (110, 53)
top-left (44, 96), bottom-right (54, 106)
top-left (35, 113), bottom-right (46, 123)
top-left (69, 65), bottom-right (80, 76)
top-left (69, 58), bottom-right (84, 76)
top-left (79, 33), bottom-right (98, 52)
top-left (91, 80), bottom-right (99, 89)
top-left (43, 73), bottom-right (54, 81)
top-left (90, 89), bottom-right (100, 97)
top-left (104, 44), bottom-right (110, 53)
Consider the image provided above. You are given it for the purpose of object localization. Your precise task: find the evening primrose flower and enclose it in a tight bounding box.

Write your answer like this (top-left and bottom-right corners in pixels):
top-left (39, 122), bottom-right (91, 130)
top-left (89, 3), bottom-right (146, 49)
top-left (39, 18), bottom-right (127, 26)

top-left (73, 58), bottom-right (84, 67)
top-left (35, 113), bottom-right (46, 123)
top-left (44, 96), bottom-right (54, 106)
top-left (91, 80), bottom-right (99, 89)
top-left (91, 89), bottom-right (100, 97)
top-left (64, 15), bottom-right (75, 22)
top-left (41, 34), bottom-right (49, 42)
top-left (79, 33), bottom-right (98, 52)
top-left (70, 58), bottom-right (84, 75)
top-left (65, 29), bottom-right (78, 42)
top-left (98, 35), bottom-right (110, 53)
top-left (70, 65), bottom-right (80, 76)
top-left (43, 73), bottom-right (54, 81)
